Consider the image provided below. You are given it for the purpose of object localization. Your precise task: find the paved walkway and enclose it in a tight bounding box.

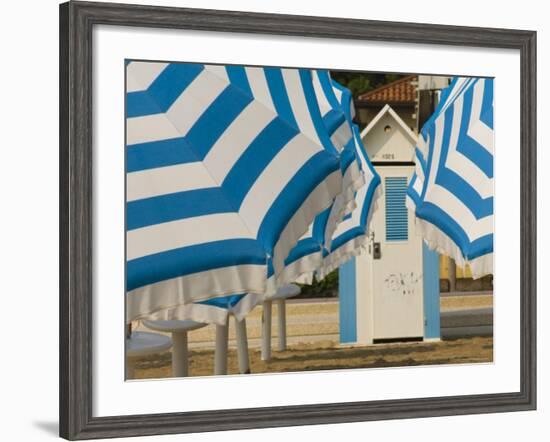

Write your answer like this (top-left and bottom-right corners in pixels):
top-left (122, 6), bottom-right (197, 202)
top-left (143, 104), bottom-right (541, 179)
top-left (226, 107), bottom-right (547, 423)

top-left (135, 292), bottom-right (493, 349)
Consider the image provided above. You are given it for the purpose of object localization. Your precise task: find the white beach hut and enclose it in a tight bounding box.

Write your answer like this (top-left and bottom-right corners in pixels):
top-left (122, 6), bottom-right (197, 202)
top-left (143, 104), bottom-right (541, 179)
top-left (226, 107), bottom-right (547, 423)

top-left (339, 105), bottom-right (440, 344)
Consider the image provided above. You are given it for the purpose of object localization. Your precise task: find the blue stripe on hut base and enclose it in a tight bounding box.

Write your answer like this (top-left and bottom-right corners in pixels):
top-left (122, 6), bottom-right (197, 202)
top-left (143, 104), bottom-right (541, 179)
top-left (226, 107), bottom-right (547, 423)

top-left (422, 242), bottom-right (440, 339)
top-left (338, 256), bottom-right (357, 343)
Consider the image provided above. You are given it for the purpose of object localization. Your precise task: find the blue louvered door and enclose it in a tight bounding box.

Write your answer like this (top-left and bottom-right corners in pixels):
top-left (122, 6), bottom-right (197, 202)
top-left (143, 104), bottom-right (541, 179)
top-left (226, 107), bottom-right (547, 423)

top-left (385, 176), bottom-right (409, 242)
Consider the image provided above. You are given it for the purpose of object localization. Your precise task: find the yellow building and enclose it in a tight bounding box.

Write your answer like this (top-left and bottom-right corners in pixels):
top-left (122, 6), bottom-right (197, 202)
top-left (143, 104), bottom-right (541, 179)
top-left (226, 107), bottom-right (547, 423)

top-left (439, 255), bottom-right (472, 279)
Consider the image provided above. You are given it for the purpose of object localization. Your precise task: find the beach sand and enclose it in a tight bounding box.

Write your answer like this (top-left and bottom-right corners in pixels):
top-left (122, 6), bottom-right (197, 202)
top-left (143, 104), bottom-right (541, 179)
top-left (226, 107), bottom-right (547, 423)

top-left (131, 336), bottom-right (493, 379)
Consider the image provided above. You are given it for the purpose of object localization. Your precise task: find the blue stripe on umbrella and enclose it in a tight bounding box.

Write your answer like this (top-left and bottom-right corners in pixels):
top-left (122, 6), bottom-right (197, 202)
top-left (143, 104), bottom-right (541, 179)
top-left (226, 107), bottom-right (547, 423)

top-left (126, 137), bottom-right (198, 172)
top-left (127, 239), bottom-right (267, 292)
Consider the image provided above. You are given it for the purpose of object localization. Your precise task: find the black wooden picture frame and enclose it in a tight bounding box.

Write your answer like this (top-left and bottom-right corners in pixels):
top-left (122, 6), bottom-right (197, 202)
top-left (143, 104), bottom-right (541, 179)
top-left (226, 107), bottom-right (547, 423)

top-left (59, 1), bottom-right (537, 439)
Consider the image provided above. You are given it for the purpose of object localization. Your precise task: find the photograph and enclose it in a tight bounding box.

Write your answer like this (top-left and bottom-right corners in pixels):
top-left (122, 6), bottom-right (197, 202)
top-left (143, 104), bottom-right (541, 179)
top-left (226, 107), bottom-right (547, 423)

top-left (124, 61), bottom-right (494, 380)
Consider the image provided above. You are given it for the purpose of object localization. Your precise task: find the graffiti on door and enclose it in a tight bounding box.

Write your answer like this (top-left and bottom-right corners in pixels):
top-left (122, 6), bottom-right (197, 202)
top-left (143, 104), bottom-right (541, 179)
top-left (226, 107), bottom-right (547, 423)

top-left (384, 272), bottom-right (422, 296)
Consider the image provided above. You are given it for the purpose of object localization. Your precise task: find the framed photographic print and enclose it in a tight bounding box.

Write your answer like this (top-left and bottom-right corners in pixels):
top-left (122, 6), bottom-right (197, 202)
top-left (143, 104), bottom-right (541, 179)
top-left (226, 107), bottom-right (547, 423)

top-left (59, 1), bottom-right (536, 439)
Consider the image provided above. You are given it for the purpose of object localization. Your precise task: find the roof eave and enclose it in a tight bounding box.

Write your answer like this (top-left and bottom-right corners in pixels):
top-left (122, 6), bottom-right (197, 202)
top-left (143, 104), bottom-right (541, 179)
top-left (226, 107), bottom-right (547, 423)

top-left (355, 100), bottom-right (415, 108)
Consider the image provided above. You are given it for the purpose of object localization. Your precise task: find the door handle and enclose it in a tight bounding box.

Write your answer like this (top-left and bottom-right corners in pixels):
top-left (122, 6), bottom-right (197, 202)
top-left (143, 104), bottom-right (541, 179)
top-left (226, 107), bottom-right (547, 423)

top-left (373, 242), bottom-right (381, 259)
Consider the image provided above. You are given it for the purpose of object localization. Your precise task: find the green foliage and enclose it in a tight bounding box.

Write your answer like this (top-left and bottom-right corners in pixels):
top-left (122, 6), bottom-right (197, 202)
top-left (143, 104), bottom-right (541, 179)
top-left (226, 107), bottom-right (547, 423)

top-left (296, 270), bottom-right (339, 298)
top-left (330, 71), bottom-right (406, 98)
top-left (337, 74), bottom-right (372, 97)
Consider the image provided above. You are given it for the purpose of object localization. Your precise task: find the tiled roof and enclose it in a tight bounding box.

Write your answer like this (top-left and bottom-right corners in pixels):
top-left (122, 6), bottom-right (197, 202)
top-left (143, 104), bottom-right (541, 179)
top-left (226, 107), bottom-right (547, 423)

top-left (357, 75), bottom-right (417, 104)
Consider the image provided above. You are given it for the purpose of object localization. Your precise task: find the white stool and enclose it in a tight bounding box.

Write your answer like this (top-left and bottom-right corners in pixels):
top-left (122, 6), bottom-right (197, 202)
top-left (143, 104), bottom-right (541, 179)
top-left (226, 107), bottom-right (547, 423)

top-left (261, 284), bottom-right (301, 361)
top-left (126, 331), bottom-right (172, 379)
top-left (214, 315), bottom-right (251, 376)
top-left (234, 316), bottom-right (250, 374)
top-left (143, 320), bottom-right (206, 377)
top-left (144, 318), bottom-right (250, 376)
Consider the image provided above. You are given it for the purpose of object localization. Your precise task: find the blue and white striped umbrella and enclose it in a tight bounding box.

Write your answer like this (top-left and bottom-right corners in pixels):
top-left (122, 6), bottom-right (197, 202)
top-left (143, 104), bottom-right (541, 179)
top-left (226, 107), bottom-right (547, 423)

top-left (317, 80), bottom-right (381, 279)
top-left (318, 125), bottom-right (381, 278)
top-left (407, 77), bottom-right (494, 278)
top-left (275, 75), bottom-right (381, 285)
top-left (125, 61), bottom-right (358, 322)
top-left (271, 71), bottom-right (366, 287)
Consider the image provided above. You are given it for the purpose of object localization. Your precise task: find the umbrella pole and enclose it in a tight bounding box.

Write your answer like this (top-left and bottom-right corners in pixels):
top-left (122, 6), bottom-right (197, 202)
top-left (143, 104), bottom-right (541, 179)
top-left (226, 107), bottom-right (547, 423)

top-left (126, 358), bottom-right (135, 380)
top-left (125, 323), bottom-right (133, 379)
top-left (234, 316), bottom-right (250, 374)
top-left (276, 299), bottom-right (287, 351)
top-left (214, 319), bottom-right (229, 375)
top-left (261, 300), bottom-right (272, 361)
top-left (171, 331), bottom-right (189, 377)
top-left (449, 257), bottom-right (457, 292)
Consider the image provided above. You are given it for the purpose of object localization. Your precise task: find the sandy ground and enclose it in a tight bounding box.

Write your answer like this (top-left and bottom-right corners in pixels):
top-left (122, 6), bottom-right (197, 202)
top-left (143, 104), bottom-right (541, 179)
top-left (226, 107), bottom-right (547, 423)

top-left (131, 336), bottom-right (493, 379)
top-left (440, 293), bottom-right (493, 311)
top-left (130, 293), bottom-right (493, 379)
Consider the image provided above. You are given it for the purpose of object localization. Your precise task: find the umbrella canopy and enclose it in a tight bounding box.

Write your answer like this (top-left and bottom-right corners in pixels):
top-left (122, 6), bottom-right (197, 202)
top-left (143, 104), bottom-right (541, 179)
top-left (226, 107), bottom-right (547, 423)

top-left (275, 76), bottom-right (381, 284)
top-left (318, 125), bottom-right (381, 279)
top-left (406, 77), bottom-right (494, 278)
top-left (143, 293), bottom-right (260, 326)
top-left (126, 61), bottom-right (357, 322)
top-left (271, 71), bottom-right (365, 287)
top-left (317, 79), bottom-right (381, 279)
